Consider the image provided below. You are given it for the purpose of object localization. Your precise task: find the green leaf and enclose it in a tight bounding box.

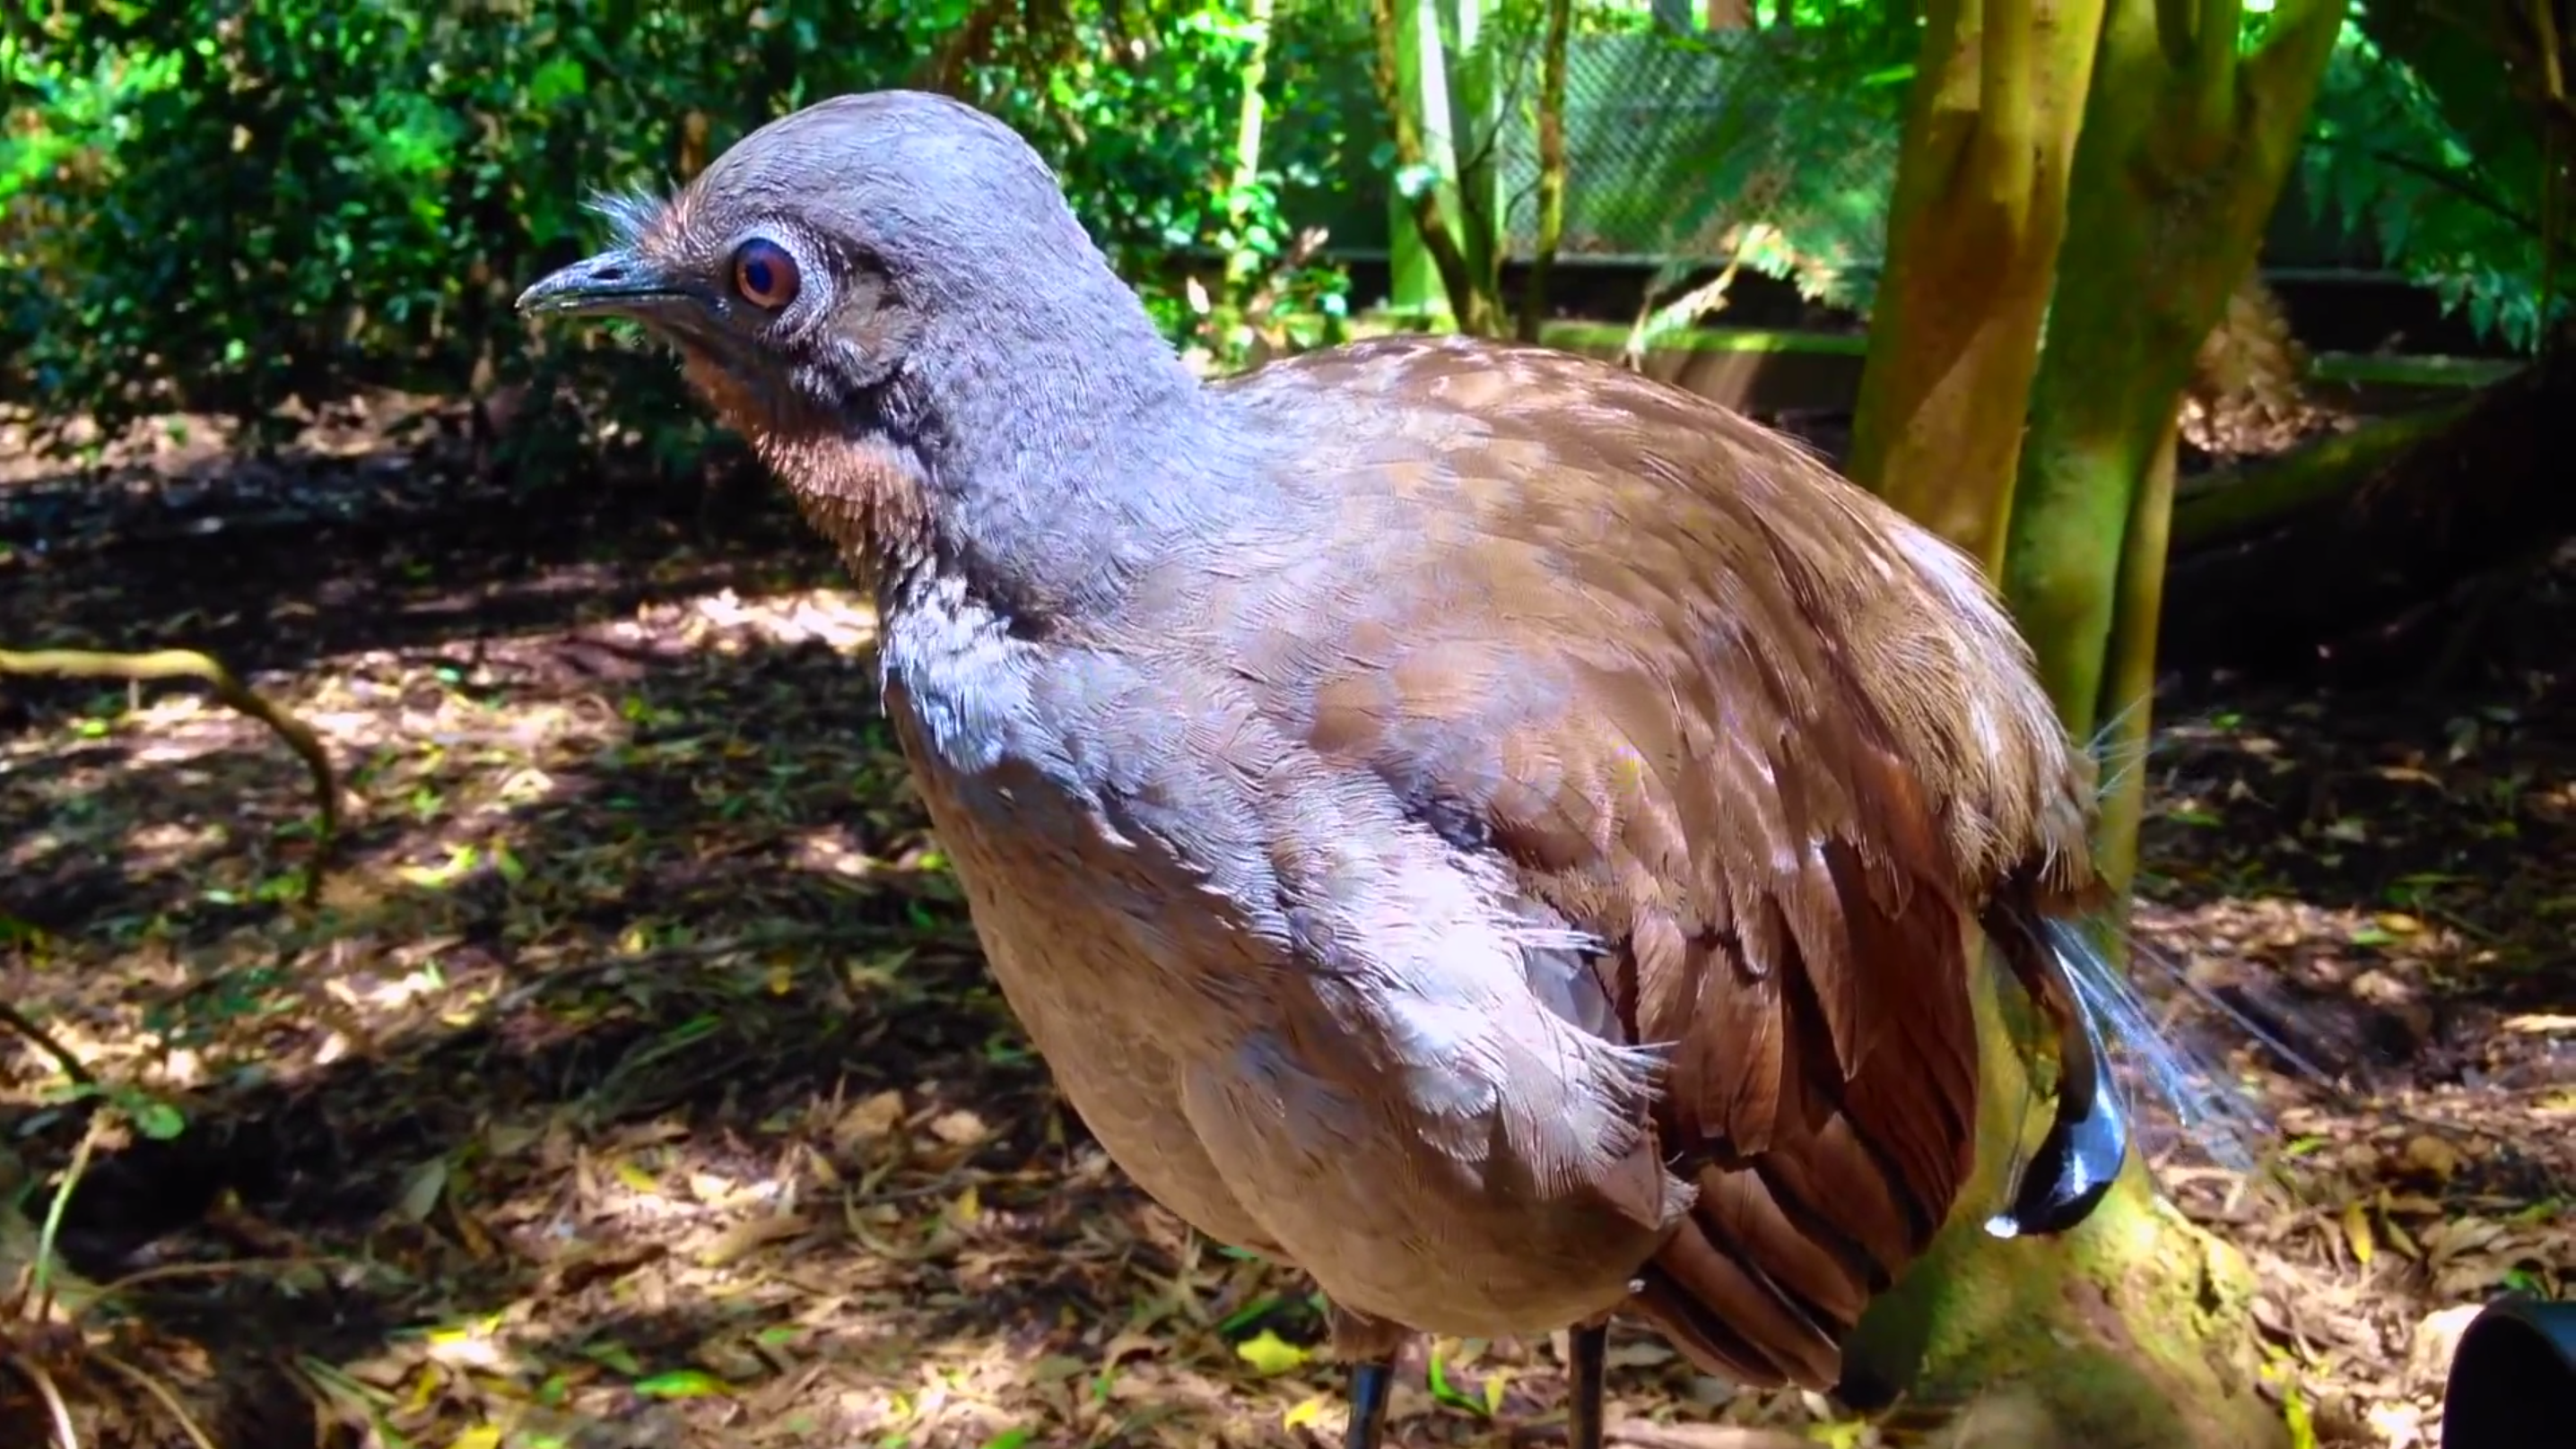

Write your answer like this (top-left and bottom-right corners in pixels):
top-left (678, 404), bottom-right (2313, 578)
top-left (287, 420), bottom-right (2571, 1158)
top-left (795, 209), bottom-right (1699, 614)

top-left (130, 1098), bottom-right (187, 1140)
top-left (631, 1369), bottom-right (730, 1399)
top-left (1232, 1329), bottom-right (1310, 1376)
top-left (1392, 161), bottom-right (1445, 201)
top-left (527, 56), bottom-right (587, 108)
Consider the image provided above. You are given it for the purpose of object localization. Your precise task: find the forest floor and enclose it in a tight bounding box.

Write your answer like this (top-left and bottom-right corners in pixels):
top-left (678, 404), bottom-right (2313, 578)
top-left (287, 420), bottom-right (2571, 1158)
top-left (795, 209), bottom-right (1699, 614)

top-left (0, 393), bottom-right (2569, 1449)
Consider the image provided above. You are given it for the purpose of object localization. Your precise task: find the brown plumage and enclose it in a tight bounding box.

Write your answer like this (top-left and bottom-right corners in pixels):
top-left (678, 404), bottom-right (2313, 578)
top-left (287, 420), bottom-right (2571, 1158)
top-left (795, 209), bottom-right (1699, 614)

top-left (518, 90), bottom-right (2131, 1443)
top-left (1203, 337), bottom-right (2103, 1386)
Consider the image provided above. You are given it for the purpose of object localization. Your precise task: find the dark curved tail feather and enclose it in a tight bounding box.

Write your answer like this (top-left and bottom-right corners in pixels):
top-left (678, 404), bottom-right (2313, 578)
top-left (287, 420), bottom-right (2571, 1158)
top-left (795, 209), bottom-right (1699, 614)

top-left (1982, 910), bottom-right (2131, 1237)
top-left (1631, 889), bottom-right (2222, 1393)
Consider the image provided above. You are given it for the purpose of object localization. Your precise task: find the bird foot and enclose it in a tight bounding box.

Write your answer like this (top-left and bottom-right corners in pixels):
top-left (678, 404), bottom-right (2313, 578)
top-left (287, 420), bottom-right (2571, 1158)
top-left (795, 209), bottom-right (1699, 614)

top-left (1342, 1357), bottom-right (1397, 1449)
top-left (1565, 1322), bottom-right (1607, 1449)
top-left (1323, 1305), bottom-right (1606, 1449)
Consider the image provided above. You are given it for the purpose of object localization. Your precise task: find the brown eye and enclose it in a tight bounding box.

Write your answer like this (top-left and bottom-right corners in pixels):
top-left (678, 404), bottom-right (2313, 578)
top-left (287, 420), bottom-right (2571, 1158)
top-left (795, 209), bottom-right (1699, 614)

top-left (730, 239), bottom-right (799, 310)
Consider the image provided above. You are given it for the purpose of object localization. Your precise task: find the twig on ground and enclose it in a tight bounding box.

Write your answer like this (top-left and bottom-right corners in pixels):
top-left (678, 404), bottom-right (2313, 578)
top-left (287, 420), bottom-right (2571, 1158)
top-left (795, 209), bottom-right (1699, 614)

top-left (4, 1351), bottom-right (81, 1449)
top-left (497, 920), bottom-right (974, 1008)
top-left (30, 1112), bottom-right (109, 1324)
top-left (92, 1349), bottom-right (219, 1449)
top-left (0, 1001), bottom-right (94, 1089)
top-left (0, 646), bottom-right (341, 903)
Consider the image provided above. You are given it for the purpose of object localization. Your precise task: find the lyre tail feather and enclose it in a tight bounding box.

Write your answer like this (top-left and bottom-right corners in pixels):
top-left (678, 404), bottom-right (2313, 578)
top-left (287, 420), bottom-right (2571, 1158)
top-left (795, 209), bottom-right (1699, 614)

top-left (1985, 902), bottom-right (2274, 1240)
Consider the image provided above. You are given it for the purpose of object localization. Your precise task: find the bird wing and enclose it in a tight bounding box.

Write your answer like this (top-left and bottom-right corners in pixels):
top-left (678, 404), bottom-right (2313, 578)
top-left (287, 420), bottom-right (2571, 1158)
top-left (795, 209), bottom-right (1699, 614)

top-left (1214, 334), bottom-right (2099, 1388)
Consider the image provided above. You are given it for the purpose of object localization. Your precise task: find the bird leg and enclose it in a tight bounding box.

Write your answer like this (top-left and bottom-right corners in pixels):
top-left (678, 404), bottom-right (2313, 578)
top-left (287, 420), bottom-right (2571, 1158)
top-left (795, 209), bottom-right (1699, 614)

top-left (1343, 1357), bottom-right (1397, 1449)
top-left (1567, 1322), bottom-right (1608, 1449)
top-left (1327, 1301), bottom-right (1410, 1449)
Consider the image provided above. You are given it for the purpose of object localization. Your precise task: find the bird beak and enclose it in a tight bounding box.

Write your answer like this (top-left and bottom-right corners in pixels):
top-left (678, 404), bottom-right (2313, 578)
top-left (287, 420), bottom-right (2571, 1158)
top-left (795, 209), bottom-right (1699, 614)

top-left (515, 247), bottom-right (689, 319)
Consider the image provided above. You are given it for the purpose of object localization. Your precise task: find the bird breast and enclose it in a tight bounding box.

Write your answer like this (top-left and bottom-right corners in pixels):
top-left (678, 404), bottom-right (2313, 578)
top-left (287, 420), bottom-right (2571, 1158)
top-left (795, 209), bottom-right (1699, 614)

top-left (876, 598), bottom-right (1696, 1341)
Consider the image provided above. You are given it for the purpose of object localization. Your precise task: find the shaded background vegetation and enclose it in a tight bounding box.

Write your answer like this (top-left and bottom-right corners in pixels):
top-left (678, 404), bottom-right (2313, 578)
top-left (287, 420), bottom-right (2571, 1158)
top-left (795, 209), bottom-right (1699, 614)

top-left (2, 0), bottom-right (2559, 455)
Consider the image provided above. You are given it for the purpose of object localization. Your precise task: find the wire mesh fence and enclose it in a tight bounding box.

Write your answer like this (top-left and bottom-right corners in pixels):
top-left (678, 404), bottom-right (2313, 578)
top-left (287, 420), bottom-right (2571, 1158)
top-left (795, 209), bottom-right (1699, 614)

top-left (1259, 12), bottom-right (1912, 311)
top-left (1503, 29), bottom-right (1904, 305)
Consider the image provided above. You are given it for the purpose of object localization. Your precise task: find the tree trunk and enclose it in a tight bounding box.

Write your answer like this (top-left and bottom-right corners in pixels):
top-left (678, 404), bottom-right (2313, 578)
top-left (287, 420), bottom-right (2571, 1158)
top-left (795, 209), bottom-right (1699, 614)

top-left (1447, 0), bottom-right (1505, 315)
top-left (1867, 8), bottom-right (2341, 1440)
top-left (1845, 0), bottom-right (2106, 571)
top-left (1370, 0), bottom-right (1507, 334)
top-left (1841, 939), bottom-right (2284, 1449)
top-left (2002, 0), bottom-right (2344, 742)
top-left (1844, 4), bottom-right (2342, 1445)
top-left (1517, 0), bottom-right (1573, 341)
top-left (1223, 0), bottom-right (1279, 296)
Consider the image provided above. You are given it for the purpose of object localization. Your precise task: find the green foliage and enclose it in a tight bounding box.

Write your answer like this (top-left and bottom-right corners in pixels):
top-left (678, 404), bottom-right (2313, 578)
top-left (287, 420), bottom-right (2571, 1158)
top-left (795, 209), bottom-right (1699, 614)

top-left (0, 0), bottom-right (2551, 454)
top-left (976, 3), bottom-right (1353, 360)
top-left (4, 2), bottom-right (909, 442)
top-left (2302, 9), bottom-right (2569, 353)
top-left (0, 1), bottom-right (1348, 450)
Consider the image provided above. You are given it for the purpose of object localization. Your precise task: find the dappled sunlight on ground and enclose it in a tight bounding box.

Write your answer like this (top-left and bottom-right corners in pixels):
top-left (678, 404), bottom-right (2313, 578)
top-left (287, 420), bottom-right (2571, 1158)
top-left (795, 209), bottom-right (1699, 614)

top-left (3, 458), bottom-right (2569, 1446)
top-left (7, 568), bottom-right (1814, 1447)
top-left (2119, 680), bottom-right (2574, 1449)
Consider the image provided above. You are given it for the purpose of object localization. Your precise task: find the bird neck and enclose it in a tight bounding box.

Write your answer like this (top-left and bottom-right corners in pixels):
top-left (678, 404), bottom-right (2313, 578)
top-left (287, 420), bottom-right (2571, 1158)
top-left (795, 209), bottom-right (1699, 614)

top-left (869, 271), bottom-right (1249, 629)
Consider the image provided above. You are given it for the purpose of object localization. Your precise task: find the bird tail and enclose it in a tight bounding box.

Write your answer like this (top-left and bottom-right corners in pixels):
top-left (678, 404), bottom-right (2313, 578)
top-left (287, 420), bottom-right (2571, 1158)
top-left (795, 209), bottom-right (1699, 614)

top-left (1981, 889), bottom-right (2269, 1240)
top-left (1980, 903), bottom-right (2134, 1236)
top-left (1626, 888), bottom-right (2270, 1395)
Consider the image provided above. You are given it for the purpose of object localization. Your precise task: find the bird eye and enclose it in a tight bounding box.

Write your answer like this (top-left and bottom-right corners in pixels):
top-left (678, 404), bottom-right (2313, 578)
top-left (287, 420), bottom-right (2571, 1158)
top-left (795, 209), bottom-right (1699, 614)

top-left (730, 239), bottom-right (799, 310)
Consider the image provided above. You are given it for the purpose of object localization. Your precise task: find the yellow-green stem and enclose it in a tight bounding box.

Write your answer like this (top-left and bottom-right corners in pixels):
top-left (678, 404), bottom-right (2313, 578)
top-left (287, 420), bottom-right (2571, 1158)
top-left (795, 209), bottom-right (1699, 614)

top-left (2004, 0), bottom-right (2342, 736)
top-left (1223, 0), bottom-right (1277, 291)
top-left (1370, 0), bottom-right (1503, 333)
top-left (2090, 414), bottom-right (2177, 902)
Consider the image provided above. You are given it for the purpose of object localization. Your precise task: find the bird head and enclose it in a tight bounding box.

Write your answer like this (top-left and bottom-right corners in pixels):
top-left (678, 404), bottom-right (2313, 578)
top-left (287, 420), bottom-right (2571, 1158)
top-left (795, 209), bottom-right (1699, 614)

top-left (517, 90), bottom-right (1108, 435)
top-left (516, 91), bottom-right (1203, 575)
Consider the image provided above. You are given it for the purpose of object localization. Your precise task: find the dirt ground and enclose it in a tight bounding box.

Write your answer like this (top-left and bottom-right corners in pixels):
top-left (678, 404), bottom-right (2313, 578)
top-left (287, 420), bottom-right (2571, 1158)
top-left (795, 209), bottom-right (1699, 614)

top-left (0, 395), bottom-right (2568, 1449)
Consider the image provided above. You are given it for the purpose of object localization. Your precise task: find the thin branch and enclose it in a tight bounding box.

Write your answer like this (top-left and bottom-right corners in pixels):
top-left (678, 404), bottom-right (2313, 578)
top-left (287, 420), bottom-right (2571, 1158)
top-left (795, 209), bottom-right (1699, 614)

top-left (1446, 20), bottom-right (1546, 199)
top-left (84, 1255), bottom-right (344, 1315)
top-left (4, 1355), bottom-right (81, 1449)
top-left (0, 647), bottom-right (340, 902)
top-left (2305, 134), bottom-right (2544, 238)
top-left (92, 1351), bottom-right (219, 1449)
top-left (2545, 121), bottom-right (2565, 359)
top-left (2530, 0), bottom-right (2566, 113)
top-left (2189, 0), bottom-right (2244, 151)
top-left (31, 1110), bottom-right (108, 1323)
top-left (0, 1000), bottom-right (94, 1089)
top-left (1223, 0), bottom-right (1277, 291)
top-left (2533, 0), bottom-right (2567, 352)
top-left (490, 920), bottom-right (971, 1011)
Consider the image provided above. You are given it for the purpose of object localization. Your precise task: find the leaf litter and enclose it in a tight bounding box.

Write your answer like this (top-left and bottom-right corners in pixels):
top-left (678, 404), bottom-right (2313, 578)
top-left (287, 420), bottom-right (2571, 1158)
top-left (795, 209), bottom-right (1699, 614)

top-left (0, 408), bottom-right (2567, 1448)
